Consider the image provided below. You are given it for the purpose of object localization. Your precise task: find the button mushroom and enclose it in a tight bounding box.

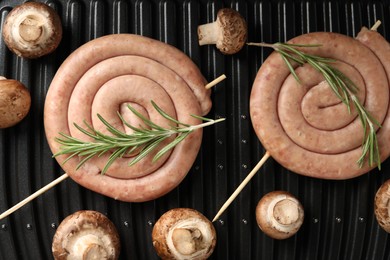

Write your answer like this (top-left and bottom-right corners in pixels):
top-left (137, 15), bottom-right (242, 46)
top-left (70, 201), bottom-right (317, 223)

top-left (0, 77), bottom-right (31, 128)
top-left (256, 191), bottom-right (304, 240)
top-left (2, 2), bottom-right (62, 59)
top-left (197, 8), bottom-right (247, 55)
top-left (152, 208), bottom-right (217, 260)
top-left (374, 179), bottom-right (390, 233)
top-left (52, 210), bottom-right (120, 260)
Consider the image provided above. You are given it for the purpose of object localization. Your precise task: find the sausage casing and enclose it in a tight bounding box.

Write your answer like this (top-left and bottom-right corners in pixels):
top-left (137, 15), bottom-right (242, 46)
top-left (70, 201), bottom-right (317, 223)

top-left (44, 34), bottom-right (211, 201)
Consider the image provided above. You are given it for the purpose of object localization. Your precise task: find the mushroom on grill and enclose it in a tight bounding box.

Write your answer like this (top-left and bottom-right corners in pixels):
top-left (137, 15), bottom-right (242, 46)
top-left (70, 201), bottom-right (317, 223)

top-left (52, 210), bottom-right (120, 260)
top-left (374, 179), bottom-right (390, 233)
top-left (0, 77), bottom-right (31, 128)
top-left (2, 2), bottom-right (62, 59)
top-left (256, 191), bottom-right (304, 240)
top-left (152, 208), bottom-right (217, 259)
top-left (198, 8), bottom-right (247, 55)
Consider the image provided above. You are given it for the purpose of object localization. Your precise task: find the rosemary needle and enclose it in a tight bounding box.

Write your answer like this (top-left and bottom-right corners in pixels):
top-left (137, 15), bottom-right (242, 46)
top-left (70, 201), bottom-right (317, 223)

top-left (248, 42), bottom-right (381, 169)
top-left (54, 101), bottom-right (225, 174)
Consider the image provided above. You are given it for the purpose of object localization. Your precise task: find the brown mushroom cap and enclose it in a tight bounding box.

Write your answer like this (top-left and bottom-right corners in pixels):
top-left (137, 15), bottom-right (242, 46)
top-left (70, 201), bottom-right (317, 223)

top-left (256, 191), bottom-right (304, 240)
top-left (0, 78), bottom-right (31, 128)
top-left (2, 2), bottom-right (62, 59)
top-left (52, 210), bottom-right (121, 260)
top-left (374, 179), bottom-right (390, 232)
top-left (198, 8), bottom-right (247, 55)
top-left (152, 208), bottom-right (217, 260)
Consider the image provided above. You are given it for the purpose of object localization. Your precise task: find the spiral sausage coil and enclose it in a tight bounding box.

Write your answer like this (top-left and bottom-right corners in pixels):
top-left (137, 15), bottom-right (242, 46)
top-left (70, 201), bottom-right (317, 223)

top-left (250, 29), bottom-right (390, 179)
top-left (44, 34), bottom-right (211, 202)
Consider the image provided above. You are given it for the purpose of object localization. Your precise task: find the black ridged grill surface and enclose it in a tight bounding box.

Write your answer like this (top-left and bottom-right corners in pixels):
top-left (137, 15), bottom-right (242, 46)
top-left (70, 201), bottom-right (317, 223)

top-left (1, 0), bottom-right (390, 259)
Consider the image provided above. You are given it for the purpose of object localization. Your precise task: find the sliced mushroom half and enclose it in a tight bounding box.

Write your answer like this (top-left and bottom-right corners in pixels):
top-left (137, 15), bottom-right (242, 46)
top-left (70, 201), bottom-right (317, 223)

top-left (256, 191), bottom-right (304, 239)
top-left (2, 2), bottom-right (62, 59)
top-left (152, 208), bottom-right (217, 260)
top-left (52, 210), bottom-right (120, 260)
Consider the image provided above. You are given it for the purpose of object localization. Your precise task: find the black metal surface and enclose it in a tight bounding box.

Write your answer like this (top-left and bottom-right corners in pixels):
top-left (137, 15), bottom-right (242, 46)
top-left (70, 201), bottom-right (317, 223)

top-left (0, 0), bottom-right (390, 259)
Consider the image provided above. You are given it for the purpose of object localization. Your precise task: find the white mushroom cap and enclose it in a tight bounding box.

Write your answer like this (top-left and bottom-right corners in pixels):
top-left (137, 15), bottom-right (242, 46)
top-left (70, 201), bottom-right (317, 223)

top-left (375, 179), bottom-right (390, 233)
top-left (152, 208), bottom-right (217, 260)
top-left (52, 210), bottom-right (121, 260)
top-left (2, 2), bottom-right (62, 59)
top-left (256, 191), bottom-right (304, 239)
top-left (198, 8), bottom-right (247, 55)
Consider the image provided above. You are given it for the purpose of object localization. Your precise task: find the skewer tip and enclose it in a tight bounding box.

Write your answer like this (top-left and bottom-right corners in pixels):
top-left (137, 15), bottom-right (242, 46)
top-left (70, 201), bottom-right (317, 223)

top-left (205, 74), bottom-right (227, 89)
top-left (210, 151), bottom-right (271, 223)
top-left (212, 215), bottom-right (219, 222)
top-left (370, 20), bottom-right (382, 31)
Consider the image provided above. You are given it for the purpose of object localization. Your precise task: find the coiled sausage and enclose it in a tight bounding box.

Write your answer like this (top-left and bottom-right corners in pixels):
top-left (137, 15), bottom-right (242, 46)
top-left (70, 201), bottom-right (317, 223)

top-left (44, 34), bottom-right (211, 201)
top-left (250, 31), bottom-right (390, 179)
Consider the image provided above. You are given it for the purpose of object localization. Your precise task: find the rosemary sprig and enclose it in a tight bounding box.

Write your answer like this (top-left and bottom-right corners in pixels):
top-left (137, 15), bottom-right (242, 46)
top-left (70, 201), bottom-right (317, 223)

top-left (54, 101), bottom-right (225, 174)
top-left (248, 42), bottom-right (381, 169)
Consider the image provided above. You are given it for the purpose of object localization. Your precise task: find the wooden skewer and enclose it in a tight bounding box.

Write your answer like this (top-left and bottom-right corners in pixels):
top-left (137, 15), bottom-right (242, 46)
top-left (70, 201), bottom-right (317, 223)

top-left (205, 74), bottom-right (227, 89)
top-left (0, 173), bottom-right (69, 220)
top-left (0, 74), bottom-right (226, 220)
top-left (371, 20), bottom-right (381, 31)
top-left (211, 19), bottom-right (383, 223)
top-left (0, 73), bottom-right (228, 220)
top-left (212, 151), bottom-right (271, 222)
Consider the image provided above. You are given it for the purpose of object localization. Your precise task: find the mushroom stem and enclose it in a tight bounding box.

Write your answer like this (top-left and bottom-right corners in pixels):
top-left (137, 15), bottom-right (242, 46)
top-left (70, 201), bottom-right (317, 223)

top-left (198, 22), bottom-right (220, 46)
top-left (73, 234), bottom-right (108, 259)
top-left (83, 244), bottom-right (108, 259)
top-left (273, 199), bottom-right (299, 225)
top-left (18, 16), bottom-right (44, 42)
top-left (171, 228), bottom-right (197, 255)
top-left (266, 195), bottom-right (302, 233)
top-left (166, 220), bottom-right (213, 259)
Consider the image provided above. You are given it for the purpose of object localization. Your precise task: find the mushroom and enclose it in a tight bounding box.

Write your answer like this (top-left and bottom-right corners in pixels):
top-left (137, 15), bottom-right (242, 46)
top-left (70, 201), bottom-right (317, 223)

top-left (256, 191), bottom-right (304, 240)
top-left (2, 2), bottom-right (62, 59)
top-left (52, 210), bottom-right (121, 260)
top-left (0, 77), bottom-right (31, 128)
top-left (374, 179), bottom-right (390, 233)
top-left (197, 8), bottom-right (247, 55)
top-left (152, 208), bottom-right (217, 260)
